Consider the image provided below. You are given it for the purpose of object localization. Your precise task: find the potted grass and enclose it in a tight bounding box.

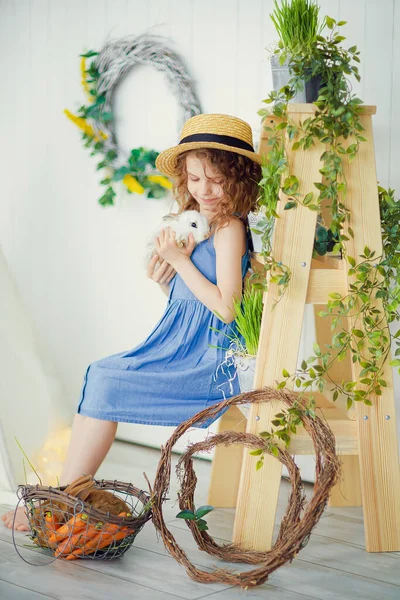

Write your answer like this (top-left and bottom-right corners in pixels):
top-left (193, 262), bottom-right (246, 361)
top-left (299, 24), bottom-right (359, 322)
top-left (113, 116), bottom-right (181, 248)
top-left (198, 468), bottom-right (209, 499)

top-left (269, 0), bottom-right (326, 102)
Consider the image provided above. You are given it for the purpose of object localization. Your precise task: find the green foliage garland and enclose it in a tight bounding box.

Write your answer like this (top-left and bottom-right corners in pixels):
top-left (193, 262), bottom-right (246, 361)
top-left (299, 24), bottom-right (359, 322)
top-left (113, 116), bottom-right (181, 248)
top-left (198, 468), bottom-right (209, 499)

top-left (65, 50), bottom-right (174, 206)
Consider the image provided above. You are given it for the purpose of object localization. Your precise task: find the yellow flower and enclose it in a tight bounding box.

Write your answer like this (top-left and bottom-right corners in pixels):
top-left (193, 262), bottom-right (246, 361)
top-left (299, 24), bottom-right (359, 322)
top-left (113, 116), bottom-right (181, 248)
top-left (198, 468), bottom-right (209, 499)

top-left (64, 109), bottom-right (107, 141)
top-left (123, 174), bottom-right (145, 194)
top-left (80, 56), bottom-right (93, 103)
top-left (147, 175), bottom-right (173, 189)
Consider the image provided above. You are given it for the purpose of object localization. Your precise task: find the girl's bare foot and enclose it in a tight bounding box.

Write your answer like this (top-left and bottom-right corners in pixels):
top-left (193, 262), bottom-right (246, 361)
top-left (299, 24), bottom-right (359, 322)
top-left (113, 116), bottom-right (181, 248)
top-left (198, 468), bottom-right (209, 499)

top-left (1, 506), bottom-right (30, 531)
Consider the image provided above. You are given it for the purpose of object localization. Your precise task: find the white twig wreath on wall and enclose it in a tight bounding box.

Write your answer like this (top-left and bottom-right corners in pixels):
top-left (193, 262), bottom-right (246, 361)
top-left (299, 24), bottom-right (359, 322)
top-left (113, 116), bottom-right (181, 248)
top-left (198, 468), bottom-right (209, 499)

top-left (65, 33), bottom-right (202, 205)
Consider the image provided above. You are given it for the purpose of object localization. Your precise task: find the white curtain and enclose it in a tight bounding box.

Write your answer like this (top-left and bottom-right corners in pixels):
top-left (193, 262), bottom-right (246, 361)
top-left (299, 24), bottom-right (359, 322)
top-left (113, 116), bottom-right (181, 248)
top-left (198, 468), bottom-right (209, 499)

top-left (0, 246), bottom-right (69, 503)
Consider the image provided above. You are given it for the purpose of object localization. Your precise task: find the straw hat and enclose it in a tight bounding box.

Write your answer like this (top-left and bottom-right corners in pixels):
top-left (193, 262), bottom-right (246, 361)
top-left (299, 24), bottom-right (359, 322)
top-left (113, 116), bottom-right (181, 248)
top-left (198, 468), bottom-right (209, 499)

top-left (155, 113), bottom-right (263, 178)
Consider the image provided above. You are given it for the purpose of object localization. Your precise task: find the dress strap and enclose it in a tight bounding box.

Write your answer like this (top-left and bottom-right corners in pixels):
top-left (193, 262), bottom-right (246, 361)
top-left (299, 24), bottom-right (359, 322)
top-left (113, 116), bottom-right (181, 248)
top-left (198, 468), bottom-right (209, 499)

top-left (232, 211), bottom-right (254, 253)
top-left (245, 215), bottom-right (254, 253)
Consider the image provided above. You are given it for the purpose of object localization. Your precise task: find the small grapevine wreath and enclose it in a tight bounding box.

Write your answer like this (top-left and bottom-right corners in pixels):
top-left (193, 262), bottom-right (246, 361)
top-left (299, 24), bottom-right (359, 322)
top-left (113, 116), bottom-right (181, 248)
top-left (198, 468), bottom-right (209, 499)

top-left (151, 387), bottom-right (341, 589)
top-left (65, 33), bottom-right (202, 206)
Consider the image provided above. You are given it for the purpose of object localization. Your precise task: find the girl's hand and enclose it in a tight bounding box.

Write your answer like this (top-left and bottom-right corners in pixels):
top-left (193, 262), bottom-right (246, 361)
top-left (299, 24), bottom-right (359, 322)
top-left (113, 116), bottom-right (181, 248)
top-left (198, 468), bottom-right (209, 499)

top-left (147, 254), bottom-right (176, 285)
top-left (155, 227), bottom-right (196, 266)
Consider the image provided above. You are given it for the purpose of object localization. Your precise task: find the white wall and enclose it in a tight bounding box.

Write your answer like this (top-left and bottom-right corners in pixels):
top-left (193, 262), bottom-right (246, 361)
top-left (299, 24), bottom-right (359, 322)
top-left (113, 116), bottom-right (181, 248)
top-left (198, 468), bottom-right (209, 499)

top-left (0, 0), bottom-right (399, 481)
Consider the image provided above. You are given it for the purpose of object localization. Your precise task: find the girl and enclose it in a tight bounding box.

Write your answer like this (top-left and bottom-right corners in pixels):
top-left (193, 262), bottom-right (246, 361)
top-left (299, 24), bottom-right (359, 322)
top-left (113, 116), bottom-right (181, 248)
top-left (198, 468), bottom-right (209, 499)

top-left (2, 113), bottom-right (262, 530)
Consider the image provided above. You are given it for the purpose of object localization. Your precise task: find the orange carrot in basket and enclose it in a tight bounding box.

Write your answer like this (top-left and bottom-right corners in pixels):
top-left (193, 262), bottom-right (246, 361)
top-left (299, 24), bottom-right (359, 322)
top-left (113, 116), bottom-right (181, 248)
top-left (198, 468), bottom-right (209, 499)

top-left (54, 521), bottom-right (103, 557)
top-left (64, 514), bottom-right (133, 559)
top-left (63, 512), bottom-right (133, 560)
top-left (65, 527), bottom-right (134, 560)
top-left (44, 511), bottom-right (62, 534)
top-left (47, 512), bottom-right (88, 545)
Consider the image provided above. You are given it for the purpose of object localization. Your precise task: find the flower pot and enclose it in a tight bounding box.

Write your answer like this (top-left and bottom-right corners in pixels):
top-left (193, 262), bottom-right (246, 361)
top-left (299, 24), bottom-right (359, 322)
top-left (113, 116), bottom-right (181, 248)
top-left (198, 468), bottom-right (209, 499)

top-left (270, 54), bottom-right (321, 103)
top-left (233, 355), bottom-right (257, 418)
top-left (248, 211), bottom-right (275, 253)
top-left (304, 72), bottom-right (322, 103)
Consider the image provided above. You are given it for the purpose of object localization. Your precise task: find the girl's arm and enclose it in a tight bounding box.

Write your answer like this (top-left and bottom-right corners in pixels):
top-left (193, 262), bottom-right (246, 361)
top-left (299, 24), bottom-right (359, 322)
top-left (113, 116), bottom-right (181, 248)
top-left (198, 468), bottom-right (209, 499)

top-left (160, 219), bottom-right (246, 323)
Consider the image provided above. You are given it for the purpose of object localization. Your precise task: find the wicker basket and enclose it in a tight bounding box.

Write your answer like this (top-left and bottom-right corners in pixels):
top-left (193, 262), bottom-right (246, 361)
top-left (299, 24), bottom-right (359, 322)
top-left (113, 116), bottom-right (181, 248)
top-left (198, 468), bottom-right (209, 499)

top-left (17, 478), bottom-right (152, 560)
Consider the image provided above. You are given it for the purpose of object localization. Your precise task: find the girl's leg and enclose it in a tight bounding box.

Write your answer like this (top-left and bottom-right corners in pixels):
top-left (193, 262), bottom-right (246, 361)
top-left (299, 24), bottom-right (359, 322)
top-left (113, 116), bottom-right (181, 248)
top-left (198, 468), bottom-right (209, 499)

top-left (58, 413), bottom-right (118, 484)
top-left (1, 414), bottom-right (118, 530)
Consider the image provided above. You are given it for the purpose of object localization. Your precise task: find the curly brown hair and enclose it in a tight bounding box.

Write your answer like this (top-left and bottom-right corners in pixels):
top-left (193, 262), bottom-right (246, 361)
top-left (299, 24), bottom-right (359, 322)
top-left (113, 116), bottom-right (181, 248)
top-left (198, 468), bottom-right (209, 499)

top-left (171, 149), bottom-right (262, 233)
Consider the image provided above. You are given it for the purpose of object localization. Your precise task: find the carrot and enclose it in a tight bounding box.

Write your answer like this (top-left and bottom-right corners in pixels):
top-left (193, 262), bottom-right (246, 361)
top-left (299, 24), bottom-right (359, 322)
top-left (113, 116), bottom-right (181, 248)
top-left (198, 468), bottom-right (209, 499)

top-left (62, 512), bottom-right (133, 560)
top-left (47, 512), bottom-right (88, 545)
top-left (65, 527), bottom-right (134, 560)
top-left (44, 511), bottom-right (62, 534)
top-left (54, 521), bottom-right (103, 557)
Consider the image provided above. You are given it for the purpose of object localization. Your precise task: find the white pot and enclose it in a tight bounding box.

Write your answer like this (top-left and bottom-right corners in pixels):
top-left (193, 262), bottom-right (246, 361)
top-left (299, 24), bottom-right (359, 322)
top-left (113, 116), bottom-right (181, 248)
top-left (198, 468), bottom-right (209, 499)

top-left (270, 54), bottom-right (307, 102)
top-left (234, 355), bottom-right (257, 418)
top-left (248, 212), bottom-right (275, 254)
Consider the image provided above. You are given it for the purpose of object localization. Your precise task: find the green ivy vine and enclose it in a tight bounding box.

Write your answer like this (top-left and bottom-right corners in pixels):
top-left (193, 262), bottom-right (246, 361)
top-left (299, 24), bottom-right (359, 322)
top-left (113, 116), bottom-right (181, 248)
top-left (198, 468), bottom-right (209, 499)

top-left (247, 17), bottom-right (400, 457)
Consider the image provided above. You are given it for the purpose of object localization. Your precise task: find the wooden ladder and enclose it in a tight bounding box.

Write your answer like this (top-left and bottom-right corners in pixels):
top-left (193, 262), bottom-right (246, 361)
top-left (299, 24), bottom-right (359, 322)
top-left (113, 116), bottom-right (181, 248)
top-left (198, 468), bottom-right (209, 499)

top-left (207, 104), bottom-right (400, 553)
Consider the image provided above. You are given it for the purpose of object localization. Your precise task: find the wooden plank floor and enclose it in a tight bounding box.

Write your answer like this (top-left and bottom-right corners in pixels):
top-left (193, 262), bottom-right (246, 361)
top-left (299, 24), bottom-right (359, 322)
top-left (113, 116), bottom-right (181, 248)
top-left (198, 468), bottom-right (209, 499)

top-left (1, 440), bottom-right (400, 599)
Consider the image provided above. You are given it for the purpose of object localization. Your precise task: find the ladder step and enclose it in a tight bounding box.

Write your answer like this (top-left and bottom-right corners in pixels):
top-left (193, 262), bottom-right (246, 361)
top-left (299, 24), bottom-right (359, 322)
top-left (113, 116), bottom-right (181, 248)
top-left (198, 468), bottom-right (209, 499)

top-left (306, 267), bottom-right (347, 303)
top-left (288, 419), bottom-right (358, 455)
top-left (251, 253), bottom-right (347, 303)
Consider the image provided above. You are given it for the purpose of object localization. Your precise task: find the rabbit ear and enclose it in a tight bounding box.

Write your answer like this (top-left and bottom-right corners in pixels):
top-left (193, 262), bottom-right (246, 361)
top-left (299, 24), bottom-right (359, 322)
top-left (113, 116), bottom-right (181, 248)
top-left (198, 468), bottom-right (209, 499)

top-left (162, 214), bottom-right (177, 222)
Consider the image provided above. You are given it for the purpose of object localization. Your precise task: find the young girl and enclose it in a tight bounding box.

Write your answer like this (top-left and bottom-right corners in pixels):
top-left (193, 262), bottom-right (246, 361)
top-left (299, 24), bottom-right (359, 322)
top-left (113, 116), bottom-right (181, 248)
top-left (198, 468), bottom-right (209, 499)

top-left (2, 113), bottom-right (262, 530)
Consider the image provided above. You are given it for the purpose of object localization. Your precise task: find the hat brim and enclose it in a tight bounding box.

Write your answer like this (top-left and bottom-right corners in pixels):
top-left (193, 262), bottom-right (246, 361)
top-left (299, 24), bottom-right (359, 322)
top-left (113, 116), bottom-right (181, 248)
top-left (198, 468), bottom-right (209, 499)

top-left (155, 141), bottom-right (264, 179)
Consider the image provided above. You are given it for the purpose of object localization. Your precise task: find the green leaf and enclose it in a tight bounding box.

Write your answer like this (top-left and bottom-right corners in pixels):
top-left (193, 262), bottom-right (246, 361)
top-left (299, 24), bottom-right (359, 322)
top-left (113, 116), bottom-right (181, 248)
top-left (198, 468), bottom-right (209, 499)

top-left (99, 111), bottom-right (113, 122)
top-left (389, 359), bottom-right (400, 367)
top-left (256, 459), bottom-right (264, 470)
top-left (176, 510), bottom-right (196, 520)
top-left (270, 445), bottom-right (279, 457)
top-left (250, 449), bottom-right (263, 456)
top-left (347, 256), bottom-right (356, 267)
top-left (284, 201), bottom-right (297, 210)
top-left (353, 329), bottom-right (364, 338)
top-left (195, 505), bottom-right (214, 518)
top-left (313, 342), bottom-right (321, 356)
top-left (196, 518), bottom-right (209, 531)
top-left (80, 50), bottom-right (99, 58)
top-left (303, 193), bottom-right (313, 205)
top-left (113, 166), bottom-right (131, 181)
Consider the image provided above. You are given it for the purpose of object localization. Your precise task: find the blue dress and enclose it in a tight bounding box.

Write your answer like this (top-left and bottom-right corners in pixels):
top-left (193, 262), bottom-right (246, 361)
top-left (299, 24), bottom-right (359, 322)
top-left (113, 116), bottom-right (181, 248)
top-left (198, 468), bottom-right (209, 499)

top-left (77, 223), bottom-right (251, 429)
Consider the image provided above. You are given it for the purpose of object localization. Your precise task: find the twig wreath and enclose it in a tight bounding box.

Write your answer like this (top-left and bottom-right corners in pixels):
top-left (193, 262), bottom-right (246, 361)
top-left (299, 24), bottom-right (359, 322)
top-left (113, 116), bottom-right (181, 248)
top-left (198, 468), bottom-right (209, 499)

top-left (151, 387), bottom-right (341, 589)
top-left (65, 33), bottom-right (202, 206)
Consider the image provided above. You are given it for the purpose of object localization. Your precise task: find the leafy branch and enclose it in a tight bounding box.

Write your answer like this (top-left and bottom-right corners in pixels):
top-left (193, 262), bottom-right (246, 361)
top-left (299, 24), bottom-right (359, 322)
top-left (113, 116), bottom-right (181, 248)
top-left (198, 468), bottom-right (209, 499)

top-left (175, 505), bottom-right (214, 531)
top-left (250, 400), bottom-right (316, 470)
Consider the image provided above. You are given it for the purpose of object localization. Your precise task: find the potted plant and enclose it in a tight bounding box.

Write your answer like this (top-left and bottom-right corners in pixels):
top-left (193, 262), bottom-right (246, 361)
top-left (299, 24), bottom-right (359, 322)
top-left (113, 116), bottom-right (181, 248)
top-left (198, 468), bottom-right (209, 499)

top-left (269, 0), bottom-right (326, 102)
top-left (260, 15), bottom-right (361, 259)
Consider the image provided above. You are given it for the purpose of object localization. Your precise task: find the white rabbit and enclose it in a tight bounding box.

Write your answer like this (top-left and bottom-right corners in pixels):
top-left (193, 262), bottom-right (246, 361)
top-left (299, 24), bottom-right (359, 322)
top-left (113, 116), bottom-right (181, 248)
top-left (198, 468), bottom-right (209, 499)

top-left (145, 210), bottom-right (210, 268)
